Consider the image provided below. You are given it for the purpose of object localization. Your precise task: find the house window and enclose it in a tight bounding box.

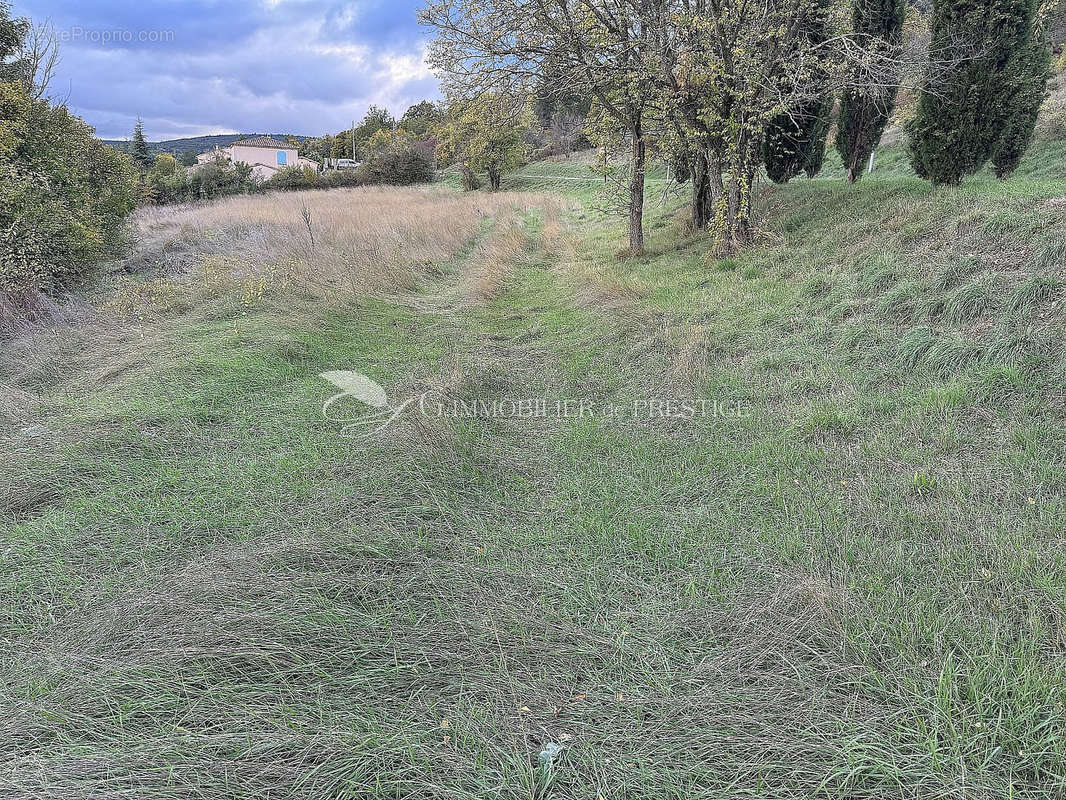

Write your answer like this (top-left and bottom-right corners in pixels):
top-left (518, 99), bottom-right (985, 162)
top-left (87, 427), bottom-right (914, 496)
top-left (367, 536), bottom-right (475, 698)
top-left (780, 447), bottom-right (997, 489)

top-left (277, 150), bottom-right (287, 166)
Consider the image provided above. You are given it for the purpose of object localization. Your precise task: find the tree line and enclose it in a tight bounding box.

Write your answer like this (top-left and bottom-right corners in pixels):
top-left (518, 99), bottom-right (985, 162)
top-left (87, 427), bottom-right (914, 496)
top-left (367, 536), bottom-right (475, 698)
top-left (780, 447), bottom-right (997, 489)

top-left (421, 0), bottom-right (1053, 255)
top-left (298, 102), bottom-right (443, 162)
top-left (128, 107), bottom-right (439, 205)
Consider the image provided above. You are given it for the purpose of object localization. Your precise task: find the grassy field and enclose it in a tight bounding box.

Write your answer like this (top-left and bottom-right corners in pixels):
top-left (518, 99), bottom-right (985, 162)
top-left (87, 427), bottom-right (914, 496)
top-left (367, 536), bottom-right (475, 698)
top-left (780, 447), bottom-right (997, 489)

top-left (1, 132), bottom-right (1064, 799)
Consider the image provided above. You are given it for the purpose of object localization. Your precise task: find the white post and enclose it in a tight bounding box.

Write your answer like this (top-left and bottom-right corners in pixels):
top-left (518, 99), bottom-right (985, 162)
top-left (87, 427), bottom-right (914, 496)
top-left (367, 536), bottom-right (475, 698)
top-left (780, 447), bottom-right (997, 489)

top-left (867, 149), bottom-right (876, 175)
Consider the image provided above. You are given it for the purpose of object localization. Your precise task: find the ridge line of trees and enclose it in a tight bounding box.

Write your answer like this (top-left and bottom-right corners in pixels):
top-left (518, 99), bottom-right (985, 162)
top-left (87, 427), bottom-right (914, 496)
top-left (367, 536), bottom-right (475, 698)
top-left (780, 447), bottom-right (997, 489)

top-left (422, 0), bottom-right (1053, 254)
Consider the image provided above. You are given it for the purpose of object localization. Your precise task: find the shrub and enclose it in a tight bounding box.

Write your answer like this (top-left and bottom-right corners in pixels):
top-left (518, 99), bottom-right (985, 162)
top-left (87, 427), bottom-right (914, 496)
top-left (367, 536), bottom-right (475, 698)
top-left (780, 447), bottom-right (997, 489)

top-left (145, 153), bottom-right (188, 205)
top-left (358, 143), bottom-right (435, 185)
top-left (0, 81), bottom-right (137, 295)
top-left (265, 165), bottom-right (321, 192)
top-left (186, 156), bottom-right (261, 200)
top-left (460, 165), bottom-right (482, 191)
top-left (321, 169), bottom-right (366, 189)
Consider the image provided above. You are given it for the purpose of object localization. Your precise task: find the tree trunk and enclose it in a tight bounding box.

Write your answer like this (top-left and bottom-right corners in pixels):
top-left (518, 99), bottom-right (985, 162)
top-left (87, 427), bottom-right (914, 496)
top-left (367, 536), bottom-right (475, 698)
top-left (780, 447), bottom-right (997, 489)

top-left (708, 152), bottom-right (724, 206)
top-left (488, 165), bottom-right (501, 191)
top-left (460, 164), bottom-right (479, 191)
top-left (690, 149), bottom-right (712, 231)
top-left (707, 155), bottom-right (753, 253)
top-left (628, 121), bottom-right (646, 256)
top-left (728, 167), bottom-right (756, 247)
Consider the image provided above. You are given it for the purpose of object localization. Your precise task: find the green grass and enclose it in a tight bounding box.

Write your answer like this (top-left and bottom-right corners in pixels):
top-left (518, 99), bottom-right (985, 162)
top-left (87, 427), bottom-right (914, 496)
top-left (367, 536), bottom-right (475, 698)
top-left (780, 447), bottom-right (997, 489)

top-left (2, 138), bottom-right (1065, 798)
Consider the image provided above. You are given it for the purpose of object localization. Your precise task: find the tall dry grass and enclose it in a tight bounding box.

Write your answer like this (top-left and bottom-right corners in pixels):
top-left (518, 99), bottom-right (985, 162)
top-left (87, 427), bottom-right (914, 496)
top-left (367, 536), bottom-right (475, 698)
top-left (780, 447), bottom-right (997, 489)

top-left (1, 185), bottom-right (557, 437)
top-left (458, 212), bottom-right (530, 304)
top-left (127, 186), bottom-right (550, 301)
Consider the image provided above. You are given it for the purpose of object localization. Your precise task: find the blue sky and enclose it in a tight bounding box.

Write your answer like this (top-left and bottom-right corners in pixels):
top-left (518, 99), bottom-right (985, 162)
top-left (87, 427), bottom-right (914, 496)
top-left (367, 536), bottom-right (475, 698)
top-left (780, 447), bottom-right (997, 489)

top-left (19, 0), bottom-right (439, 140)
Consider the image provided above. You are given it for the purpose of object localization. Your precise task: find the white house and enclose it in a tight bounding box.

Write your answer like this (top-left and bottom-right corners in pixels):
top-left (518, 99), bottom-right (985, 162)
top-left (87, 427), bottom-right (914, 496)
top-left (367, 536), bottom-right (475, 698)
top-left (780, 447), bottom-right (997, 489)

top-left (196, 136), bottom-right (317, 180)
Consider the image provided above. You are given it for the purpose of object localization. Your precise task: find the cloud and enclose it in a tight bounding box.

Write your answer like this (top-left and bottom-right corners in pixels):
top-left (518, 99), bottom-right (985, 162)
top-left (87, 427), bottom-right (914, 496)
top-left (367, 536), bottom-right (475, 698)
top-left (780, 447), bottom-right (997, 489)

top-left (19, 0), bottom-right (440, 139)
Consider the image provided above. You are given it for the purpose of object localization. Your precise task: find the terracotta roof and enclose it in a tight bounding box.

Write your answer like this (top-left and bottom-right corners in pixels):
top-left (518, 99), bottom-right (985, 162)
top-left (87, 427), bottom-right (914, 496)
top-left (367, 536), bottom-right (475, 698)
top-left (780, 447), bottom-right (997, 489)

top-left (232, 136), bottom-right (293, 149)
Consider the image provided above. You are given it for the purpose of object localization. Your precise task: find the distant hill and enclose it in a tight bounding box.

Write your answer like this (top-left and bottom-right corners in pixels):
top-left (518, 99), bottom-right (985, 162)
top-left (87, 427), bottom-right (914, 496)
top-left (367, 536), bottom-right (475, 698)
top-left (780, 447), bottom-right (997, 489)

top-left (102, 133), bottom-right (311, 157)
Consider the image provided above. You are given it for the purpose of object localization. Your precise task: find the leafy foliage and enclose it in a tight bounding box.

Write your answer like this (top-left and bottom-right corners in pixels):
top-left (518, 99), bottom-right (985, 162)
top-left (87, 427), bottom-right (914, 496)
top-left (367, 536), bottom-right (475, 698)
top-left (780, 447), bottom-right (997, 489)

top-left (184, 153), bottom-right (259, 200)
top-left (364, 127), bottom-right (401, 155)
top-left (437, 95), bottom-right (530, 191)
top-left (298, 101), bottom-right (439, 164)
top-left (356, 104), bottom-right (395, 143)
top-left (261, 143), bottom-right (434, 192)
top-left (144, 153), bottom-right (187, 204)
top-left (0, 81), bottom-right (137, 295)
top-left (398, 100), bottom-right (442, 137)
top-left (265, 165), bottom-right (321, 192)
top-left (358, 142), bottom-right (435, 186)
top-left (422, 0), bottom-right (662, 251)
top-left (1, 2), bottom-right (136, 297)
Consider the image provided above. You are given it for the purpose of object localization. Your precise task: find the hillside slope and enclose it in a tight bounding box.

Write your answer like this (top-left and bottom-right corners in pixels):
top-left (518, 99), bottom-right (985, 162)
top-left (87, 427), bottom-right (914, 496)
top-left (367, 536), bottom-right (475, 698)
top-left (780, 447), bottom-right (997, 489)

top-left (102, 132), bottom-right (311, 157)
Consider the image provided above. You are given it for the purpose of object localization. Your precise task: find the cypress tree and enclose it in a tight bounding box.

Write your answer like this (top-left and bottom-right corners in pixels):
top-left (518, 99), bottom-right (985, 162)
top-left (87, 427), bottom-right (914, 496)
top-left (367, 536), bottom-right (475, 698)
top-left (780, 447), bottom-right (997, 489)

top-left (991, 27), bottom-right (1051, 178)
top-left (835, 0), bottom-right (906, 182)
top-left (763, 0), bottom-right (833, 184)
top-left (131, 118), bottom-right (152, 171)
top-left (802, 103), bottom-right (832, 178)
top-left (908, 0), bottom-right (1039, 185)
top-left (764, 97), bottom-right (833, 183)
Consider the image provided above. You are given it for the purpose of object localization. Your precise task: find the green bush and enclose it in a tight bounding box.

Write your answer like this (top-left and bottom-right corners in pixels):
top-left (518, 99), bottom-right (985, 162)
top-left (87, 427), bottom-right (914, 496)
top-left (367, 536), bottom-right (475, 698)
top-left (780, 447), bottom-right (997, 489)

top-left (148, 146), bottom-right (430, 202)
top-left (265, 165), bottom-right (321, 192)
top-left (186, 156), bottom-right (260, 200)
top-left (0, 81), bottom-right (137, 295)
top-left (321, 169), bottom-right (366, 189)
top-left (145, 153), bottom-right (188, 205)
top-left (358, 143), bottom-right (435, 185)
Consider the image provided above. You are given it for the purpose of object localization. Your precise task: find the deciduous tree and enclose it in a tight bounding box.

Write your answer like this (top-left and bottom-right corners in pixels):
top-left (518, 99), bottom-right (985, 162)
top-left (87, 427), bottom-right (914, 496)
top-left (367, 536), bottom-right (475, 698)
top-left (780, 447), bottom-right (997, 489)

top-left (421, 0), bottom-right (667, 254)
top-left (399, 100), bottom-right (442, 137)
top-left (437, 93), bottom-right (530, 191)
top-left (660, 0), bottom-right (842, 247)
